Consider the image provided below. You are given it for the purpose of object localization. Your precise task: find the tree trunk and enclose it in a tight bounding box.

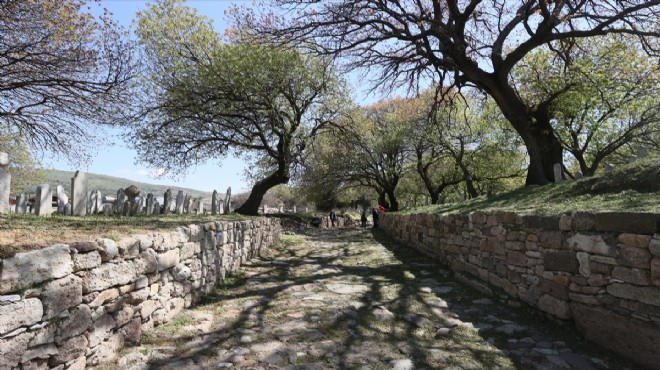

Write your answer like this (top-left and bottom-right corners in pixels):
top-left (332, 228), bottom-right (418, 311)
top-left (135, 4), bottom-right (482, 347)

top-left (521, 120), bottom-right (564, 185)
top-left (235, 171), bottom-right (289, 216)
top-left (386, 190), bottom-right (399, 212)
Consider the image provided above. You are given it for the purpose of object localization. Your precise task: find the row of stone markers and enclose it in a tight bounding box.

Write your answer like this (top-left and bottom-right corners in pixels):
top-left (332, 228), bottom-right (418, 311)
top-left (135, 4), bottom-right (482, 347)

top-left (0, 166), bottom-right (233, 217)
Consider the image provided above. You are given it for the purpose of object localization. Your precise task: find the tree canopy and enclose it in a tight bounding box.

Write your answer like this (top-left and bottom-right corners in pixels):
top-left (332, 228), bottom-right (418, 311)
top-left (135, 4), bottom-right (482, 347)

top-left (0, 0), bottom-right (138, 163)
top-left (241, 0), bottom-right (660, 186)
top-left (134, 0), bottom-right (347, 215)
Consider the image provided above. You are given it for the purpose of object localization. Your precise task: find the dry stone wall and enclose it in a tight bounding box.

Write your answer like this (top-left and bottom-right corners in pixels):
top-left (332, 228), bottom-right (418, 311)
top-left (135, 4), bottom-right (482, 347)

top-left (0, 218), bottom-right (280, 370)
top-left (380, 211), bottom-right (660, 369)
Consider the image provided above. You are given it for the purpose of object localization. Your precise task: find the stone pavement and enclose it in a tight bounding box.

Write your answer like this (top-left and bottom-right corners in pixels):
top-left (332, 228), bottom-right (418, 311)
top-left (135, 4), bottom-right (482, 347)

top-left (109, 228), bottom-right (635, 370)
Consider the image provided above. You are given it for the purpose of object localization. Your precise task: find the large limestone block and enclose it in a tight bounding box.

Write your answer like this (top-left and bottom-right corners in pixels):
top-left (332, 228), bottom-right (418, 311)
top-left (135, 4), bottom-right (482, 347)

top-left (50, 334), bottom-right (88, 366)
top-left (84, 260), bottom-right (138, 292)
top-left (571, 303), bottom-right (660, 369)
top-left (566, 233), bottom-right (615, 256)
top-left (88, 313), bottom-right (116, 348)
top-left (607, 283), bottom-right (660, 307)
top-left (0, 245), bottom-right (73, 294)
top-left (0, 298), bottom-right (43, 336)
top-left (537, 294), bottom-right (571, 319)
top-left (0, 332), bottom-right (31, 370)
top-left (73, 251), bottom-right (102, 271)
top-left (55, 304), bottom-right (92, 343)
top-left (156, 249), bottom-right (180, 272)
top-left (41, 275), bottom-right (82, 320)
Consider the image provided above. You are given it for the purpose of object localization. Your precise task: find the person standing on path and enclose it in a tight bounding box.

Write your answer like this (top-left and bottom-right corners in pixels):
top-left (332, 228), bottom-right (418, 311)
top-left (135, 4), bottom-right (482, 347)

top-left (372, 208), bottom-right (379, 228)
top-left (361, 209), bottom-right (368, 228)
top-left (329, 210), bottom-right (337, 227)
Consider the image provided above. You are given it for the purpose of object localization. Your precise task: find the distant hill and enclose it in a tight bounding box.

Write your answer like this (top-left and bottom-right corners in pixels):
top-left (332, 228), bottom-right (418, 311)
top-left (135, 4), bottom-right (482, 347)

top-left (41, 169), bottom-right (214, 199)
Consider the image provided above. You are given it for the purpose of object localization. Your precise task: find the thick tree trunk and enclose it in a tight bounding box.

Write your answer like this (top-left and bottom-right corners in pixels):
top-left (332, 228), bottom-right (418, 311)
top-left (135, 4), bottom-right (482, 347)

top-left (235, 171), bottom-right (289, 216)
top-left (520, 120), bottom-right (564, 185)
top-left (386, 190), bottom-right (399, 212)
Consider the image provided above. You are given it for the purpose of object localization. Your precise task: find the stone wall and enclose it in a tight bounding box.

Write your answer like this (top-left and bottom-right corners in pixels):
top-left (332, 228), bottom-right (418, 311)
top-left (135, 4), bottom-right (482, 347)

top-left (0, 218), bottom-right (281, 370)
top-left (380, 211), bottom-right (660, 369)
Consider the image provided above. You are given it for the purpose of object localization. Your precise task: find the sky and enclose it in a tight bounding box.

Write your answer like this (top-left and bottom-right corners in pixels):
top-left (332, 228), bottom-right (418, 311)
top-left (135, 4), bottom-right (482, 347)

top-left (47, 0), bottom-right (252, 194)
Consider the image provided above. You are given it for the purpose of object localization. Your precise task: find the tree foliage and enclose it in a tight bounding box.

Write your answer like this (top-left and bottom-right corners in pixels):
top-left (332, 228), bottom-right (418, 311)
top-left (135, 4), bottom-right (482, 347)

top-left (134, 0), bottom-right (347, 215)
top-left (513, 35), bottom-right (660, 176)
top-left (0, 0), bottom-right (138, 163)
top-left (241, 0), bottom-right (660, 186)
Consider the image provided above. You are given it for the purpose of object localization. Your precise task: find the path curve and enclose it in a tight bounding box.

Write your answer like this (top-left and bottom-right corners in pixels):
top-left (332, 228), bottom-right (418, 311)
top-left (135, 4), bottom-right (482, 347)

top-left (111, 228), bottom-right (634, 370)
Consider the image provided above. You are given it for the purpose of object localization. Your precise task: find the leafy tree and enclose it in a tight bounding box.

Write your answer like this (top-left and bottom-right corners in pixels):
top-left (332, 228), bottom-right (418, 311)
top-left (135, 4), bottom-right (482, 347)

top-left (0, 0), bottom-right (138, 163)
top-left (0, 128), bottom-right (44, 193)
top-left (513, 35), bottom-right (660, 176)
top-left (134, 0), bottom-right (346, 215)
top-left (242, 0), bottom-right (660, 186)
top-left (331, 99), bottom-right (414, 211)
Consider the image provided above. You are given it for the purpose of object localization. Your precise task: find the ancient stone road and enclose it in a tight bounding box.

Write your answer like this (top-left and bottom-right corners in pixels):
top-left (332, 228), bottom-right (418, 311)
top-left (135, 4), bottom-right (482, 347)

top-left (111, 228), bottom-right (634, 370)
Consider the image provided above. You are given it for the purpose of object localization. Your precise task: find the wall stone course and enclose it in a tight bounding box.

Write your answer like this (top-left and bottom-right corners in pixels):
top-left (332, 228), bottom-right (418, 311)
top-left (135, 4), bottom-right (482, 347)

top-left (0, 218), bottom-right (280, 369)
top-left (380, 211), bottom-right (658, 369)
top-left (0, 245), bottom-right (73, 294)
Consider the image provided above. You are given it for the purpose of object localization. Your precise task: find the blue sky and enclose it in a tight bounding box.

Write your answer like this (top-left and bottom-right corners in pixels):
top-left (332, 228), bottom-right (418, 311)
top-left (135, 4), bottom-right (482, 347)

top-left (47, 0), bottom-right (252, 194)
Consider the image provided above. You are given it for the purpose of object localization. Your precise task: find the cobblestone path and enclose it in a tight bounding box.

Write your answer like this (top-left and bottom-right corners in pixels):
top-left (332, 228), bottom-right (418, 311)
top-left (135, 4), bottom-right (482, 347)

top-left (111, 228), bottom-right (633, 370)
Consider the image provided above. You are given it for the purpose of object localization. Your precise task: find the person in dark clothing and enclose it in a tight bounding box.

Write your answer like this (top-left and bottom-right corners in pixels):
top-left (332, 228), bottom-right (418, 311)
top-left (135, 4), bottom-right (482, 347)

top-left (329, 210), bottom-right (337, 227)
top-left (361, 210), bottom-right (368, 228)
top-left (372, 208), bottom-right (379, 228)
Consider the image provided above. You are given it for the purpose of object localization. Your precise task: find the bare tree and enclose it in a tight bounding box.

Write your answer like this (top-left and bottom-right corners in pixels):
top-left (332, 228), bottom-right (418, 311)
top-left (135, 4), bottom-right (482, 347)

top-left (0, 0), bottom-right (138, 162)
top-left (241, 0), bottom-right (660, 185)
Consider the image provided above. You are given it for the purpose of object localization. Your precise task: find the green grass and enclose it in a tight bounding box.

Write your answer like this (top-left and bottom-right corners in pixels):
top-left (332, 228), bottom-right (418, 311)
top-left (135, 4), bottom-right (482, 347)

top-left (401, 156), bottom-right (660, 216)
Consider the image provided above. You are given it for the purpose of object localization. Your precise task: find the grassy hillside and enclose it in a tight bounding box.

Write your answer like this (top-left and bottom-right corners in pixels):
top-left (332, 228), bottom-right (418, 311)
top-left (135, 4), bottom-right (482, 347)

top-left (403, 155), bottom-right (660, 216)
top-left (41, 169), bottom-right (213, 199)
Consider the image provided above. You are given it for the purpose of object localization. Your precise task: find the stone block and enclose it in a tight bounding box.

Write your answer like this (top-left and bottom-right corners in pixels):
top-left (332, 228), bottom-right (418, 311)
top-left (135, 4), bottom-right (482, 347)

top-left (523, 215), bottom-right (560, 230)
top-left (97, 238), bottom-right (118, 262)
top-left (0, 298), bottom-right (43, 336)
top-left (607, 283), bottom-right (660, 307)
top-left (0, 332), bottom-right (31, 370)
top-left (117, 237), bottom-right (140, 259)
top-left (619, 246), bottom-right (652, 269)
top-left (568, 292), bottom-right (600, 305)
top-left (507, 251), bottom-right (527, 267)
top-left (139, 299), bottom-right (161, 319)
top-left (73, 251), bottom-right (102, 271)
top-left (54, 305), bottom-right (92, 343)
top-left (542, 251), bottom-right (578, 273)
top-left (649, 237), bottom-right (660, 257)
top-left (651, 258), bottom-right (660, 287)
top-left (0, 245), bottom-right (73, 294)
top-left (114, 306), bottom-right (135, 328)
top-left (587, 274), bottom-right (608, 287)
top-left (611, 266), bottom-right (651, 286)
top-left (571, 303), bottom-right (660, 369)
top-left (538, 294), bottom-right (571, 319)
top-left (50, 334), bottom-right (88, 366)
top-left (567, 233), bottom-right (615, 256)
top-left (618, 233), bottom-right (652, 248)
top-left (539, 231), bottom-right (563, 249)
top-left (135, 249), bottom-right (158, 274)
top-left (121, 317), bottom-right (142, 344)
top-left (86, 333), bottom-right (124, 366)
top-left (84, 260), bottom-right (138, 292)
top-left (87, 313), bottom-right (116, 348)
top-left (70, 241), bottom-right (97, 253)
top-left (21, 343), bottom-right (58, 363)
top-left (559, 214), bottom-right (572, 231)
top-left (576, 252), bottom-right (590, 277)
top-left (594, 212), bottom-right (657, 234)
top-left (88, 288), bottom-right (119, 308)
top-left (540, 278), bottom-right (569, 300)
top-left (41, 275), bottom-right (82, 320)
top-left (156, 249), bottom-right (180, 272)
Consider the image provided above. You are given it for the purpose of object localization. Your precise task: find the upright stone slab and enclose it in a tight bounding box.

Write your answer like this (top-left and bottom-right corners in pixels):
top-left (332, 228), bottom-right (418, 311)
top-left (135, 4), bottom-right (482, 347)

top-left (224, 187), bottom-right (232, 214)
top-left (153, 200), bottom-right (161, 215)
top-left (146, 193), bottom-right (154, 216)
top-left (115, 189), bottom-right (126, 213)
top-left (95, 190), bottom-right (103, 214)
top-left (35, 184), bottom-right (53, 216)
top-left (183, 194), bottom-right (192, 214)
top-left (71, 171), bottom-right (88, 216)
top-left (56, 185), bottom-right (68, 213)
top-left (212, 190), bottom-right (219, 215)
top-left (0, 152), bottom-right (10, 214)
top-left (16, 193), bottom-right (27, 214)
top-left (175, 191), bottom-right (185, 214)
top-left (87, 190), bottom-right (95, 214)
top-left (218, 200), bottom-right (224, 214)
top-left (553, 163), bottom-right (562, 183)
top-left (163, 189), bottom-right (173, 214)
